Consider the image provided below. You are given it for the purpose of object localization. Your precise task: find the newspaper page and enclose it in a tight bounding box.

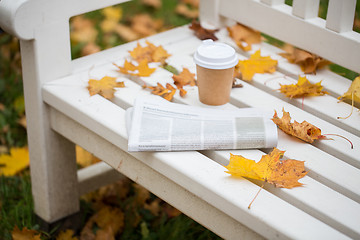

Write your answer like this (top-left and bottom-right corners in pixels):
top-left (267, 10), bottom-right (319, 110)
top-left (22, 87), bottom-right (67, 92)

top-left (126, 96), bottom-right (278, 152)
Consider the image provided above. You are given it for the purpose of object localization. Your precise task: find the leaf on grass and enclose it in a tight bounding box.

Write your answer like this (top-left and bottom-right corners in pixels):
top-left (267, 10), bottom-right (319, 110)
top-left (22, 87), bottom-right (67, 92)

top-left (279, 45), bottom-right (330, 74)
top-left (12, 226), bottom-right (41, 240)
top-left (0, 147), bottom-right (29, 176)
top-left (172, 68), bottom-right (196, 88)
top-left (278, 76), bottom-right (328, 98)
top-left (227, 23), bottom-right (262, 51)
top-left (70, 16), bottom-right (98, 44)
top-left (76, 145), bottom-right (101, 168)
top-left (56, 229), bottom-right (78, 240)
top-left (189, 20), bottom-right (218, 41)
top-left (141, 0), bottom-right (162, 8)
top-left (175, 3), bottom-right (199, 19)
top-left (225, 148), bottom-right (307, 189)
top-left (235, 50), bottom-right (278, 81)
top-left (87, 76), bottom-right (125, 99)
top-left (338, 76), bottom-right (360, 107)
top-left (272, 108), bottom-right (326, 143)
top-left (131, 14), bottom-right (163, 37)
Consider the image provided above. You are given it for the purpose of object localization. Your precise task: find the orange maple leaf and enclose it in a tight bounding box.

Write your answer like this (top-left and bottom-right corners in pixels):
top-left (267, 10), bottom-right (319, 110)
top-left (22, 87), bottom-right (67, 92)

top-left (144, 83), bottom-right (176, 101)
top-left (235, 50), bottom-right (278, 81)
top-left (272, 108), bottom-right (327, 143)
top-left (227, 23), bottom-right (262, 51)
top-left (172, 68), bottom-right (196, 88)
top-left (87, 76), bottom-right (125, 99)
top-left (12, 226), bottom-right (41, 240)
top-left (225, 148), bottom-right (307, 189)
top-left (114, 60), bottom-right (156, 77)
top-left (279, 45), bottom-right (330, 74)
top-left (129, 41), bottom-right (170, 64)
top-left (278, 76), bottom-right (328, 98)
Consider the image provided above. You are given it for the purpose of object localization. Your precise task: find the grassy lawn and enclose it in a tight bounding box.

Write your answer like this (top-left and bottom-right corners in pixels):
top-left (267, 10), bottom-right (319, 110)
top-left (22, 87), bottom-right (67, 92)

top-left (0, 0), bottom-right (359, 239)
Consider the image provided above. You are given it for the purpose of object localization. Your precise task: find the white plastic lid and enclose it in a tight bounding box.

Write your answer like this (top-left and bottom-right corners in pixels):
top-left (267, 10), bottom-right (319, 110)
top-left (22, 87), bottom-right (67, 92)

top-left (194, 39), bottom-right (238, 69)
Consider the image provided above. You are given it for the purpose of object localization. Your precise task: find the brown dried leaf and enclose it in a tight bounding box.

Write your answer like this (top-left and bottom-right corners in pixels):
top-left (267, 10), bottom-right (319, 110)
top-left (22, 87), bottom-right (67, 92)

top-left (175, 3), bottom-right (199, 19)
top-left (227, 23), bottom-right (261, 51)
top-left (189, 20), bottom-right (218, 41)
top-left (279, 45), bottom-right (330, 74)
top-left (87, 76), bottom-right (124, 99)
top-left (141, 0), bottom-right (162, 8)
top-left (131, 14), bottom-right (163, 36)
top-left (172, 68), bottom-right (196, 88)
top-left (272, 108), bottom-right (325, 143)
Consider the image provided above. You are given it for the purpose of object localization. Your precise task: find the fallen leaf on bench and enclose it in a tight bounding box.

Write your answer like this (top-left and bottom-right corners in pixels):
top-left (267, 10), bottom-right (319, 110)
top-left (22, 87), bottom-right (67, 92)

top-left (338, 76), bottom-right (360, 118)
top-left (11, 226), bottom-right (41, 240)
top-left (87, 76), bottom-right (125, 99)
top-left (0, 147), bottom-right (29, 176)
top-left (279, 45), bottom-right (330, 74)
top-left (272, 108), bottom-right (326, 143)
top-left (235, 50), bottom-right (278, 81)
top-left (114, 60), bottom-right (156, 77)
top-left (189, 20), bottom-right (218, 41)
top-left (227, 23), bottom-right (262, 51)
top-left (278, 76), bottom-right (328, 98)
top-left (225, 148), bottom-right (307, 208)
top-left (129, 41), bottom-right (171, 64)
top-left (143, 83), bottom-right (177, 101)
top-left (172, 68), bottom-right (196, 88)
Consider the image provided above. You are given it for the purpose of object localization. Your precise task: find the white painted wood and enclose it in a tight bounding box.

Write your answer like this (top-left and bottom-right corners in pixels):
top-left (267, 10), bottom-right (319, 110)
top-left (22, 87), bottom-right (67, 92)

top-left (19, 21), bottom-right (79, 222)
top-left (218, 0), bottom-right (360, 73)
top-left (77, 162), bottom-right (124, 195)
top-left (50, 109), bottom-right (265, 240)
top-left (292, 0), bottom-right (320, 19)
top-left (260, 0), bottom-right (285, 6)
top-left (199, 0), bottom-right (222, 29)
top-left (326, 0), bottom-right (357, 33)
top-left (42, 81), bottom-right (350, 239)
top-left (0, 0), bottom-right (130, 40)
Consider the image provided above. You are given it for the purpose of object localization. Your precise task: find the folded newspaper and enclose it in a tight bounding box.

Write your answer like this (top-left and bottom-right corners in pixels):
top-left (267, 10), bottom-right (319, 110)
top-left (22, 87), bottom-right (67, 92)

top-left (126, 96), bottom-right (278, 151)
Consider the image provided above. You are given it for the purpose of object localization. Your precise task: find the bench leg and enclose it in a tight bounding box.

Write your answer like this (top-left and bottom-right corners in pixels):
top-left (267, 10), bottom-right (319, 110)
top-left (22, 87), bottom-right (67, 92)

top-left (19, 28), bottom-right (80, 224)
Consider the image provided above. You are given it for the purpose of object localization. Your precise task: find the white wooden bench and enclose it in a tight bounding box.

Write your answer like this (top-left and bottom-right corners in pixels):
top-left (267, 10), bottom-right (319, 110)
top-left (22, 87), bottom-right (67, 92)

top-left (1, 0), bottom-right (360, 239)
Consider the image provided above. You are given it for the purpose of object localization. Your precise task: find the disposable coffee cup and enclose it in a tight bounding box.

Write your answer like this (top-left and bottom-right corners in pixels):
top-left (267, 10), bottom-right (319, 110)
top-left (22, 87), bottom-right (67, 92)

top-left (194, 39), bottom-right (238, 105)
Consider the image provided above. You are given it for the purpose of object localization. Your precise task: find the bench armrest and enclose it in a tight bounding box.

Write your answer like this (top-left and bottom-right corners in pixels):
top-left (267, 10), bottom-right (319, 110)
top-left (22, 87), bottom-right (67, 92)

top-left (0, 0), bottom-right (130, 40)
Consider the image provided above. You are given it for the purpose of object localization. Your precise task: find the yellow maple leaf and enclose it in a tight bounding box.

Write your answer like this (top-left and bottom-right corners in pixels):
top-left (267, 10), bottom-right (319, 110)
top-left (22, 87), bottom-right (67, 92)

top-left (12, 226), bottom-right (41, 240)
top-left (129, 41), bottom-right (170, 64)
top-left (87, 76), bottom-right (124, 99)
top-left (235, 50), bottom-right (278, 81)
top-left (225, 148), bottom-right (307, 189)
top-left (56, 229), bottom-right (78, 240)
top-left (0, 147), bottom-right (29, 176)
top-left (136, 59), bottom-right (157, 77)
top-left (338, 76), bottom-right (360, 108)
top-left (279, 76), bottom-right (328, 98)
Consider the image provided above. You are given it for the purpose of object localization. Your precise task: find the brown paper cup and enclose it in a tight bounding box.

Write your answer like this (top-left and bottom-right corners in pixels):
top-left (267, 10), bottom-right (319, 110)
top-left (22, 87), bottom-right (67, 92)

top-left (196, 65), bottom-right (234, 105)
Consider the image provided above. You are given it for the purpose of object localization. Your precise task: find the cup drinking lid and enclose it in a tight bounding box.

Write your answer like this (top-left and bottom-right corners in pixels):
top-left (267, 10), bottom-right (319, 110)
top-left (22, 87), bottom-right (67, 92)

top-left (194, 39), bottom-right (238, 69)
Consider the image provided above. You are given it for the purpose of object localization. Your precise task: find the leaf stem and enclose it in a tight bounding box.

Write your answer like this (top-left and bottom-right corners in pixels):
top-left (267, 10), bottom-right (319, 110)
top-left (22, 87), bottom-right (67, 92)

top-left (248, 182), bottom-right (265, 209)
top-left (337, 91), bottom-right (354, 120)
top-left (321, 134), bottom-right (354, 149)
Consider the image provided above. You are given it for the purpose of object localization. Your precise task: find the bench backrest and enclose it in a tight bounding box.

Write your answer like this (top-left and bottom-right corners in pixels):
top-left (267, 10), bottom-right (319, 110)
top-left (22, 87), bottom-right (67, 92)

top-left (200, 0), bottom-right (360, 73)
top-left (0, 0), bottom-right (359, 81)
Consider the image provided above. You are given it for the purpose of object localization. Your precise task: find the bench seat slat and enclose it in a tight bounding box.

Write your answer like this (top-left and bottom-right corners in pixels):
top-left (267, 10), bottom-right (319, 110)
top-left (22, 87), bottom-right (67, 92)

top-left (42, 78), bottom-right (350, 239)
